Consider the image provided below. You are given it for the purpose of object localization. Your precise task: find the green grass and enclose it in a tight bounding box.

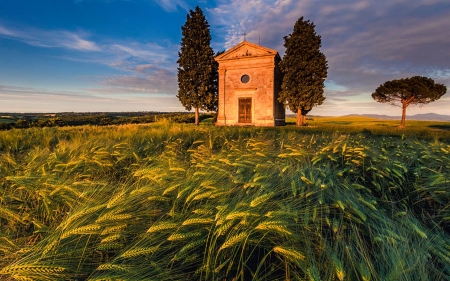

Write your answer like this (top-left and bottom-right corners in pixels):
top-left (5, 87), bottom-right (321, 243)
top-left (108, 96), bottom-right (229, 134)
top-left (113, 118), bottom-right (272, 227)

top-left (429, 124), bottom-right (450, 130)
top-left (0, 121), bottom-right (449, 280)
top-left (288, 115), bottom-right (450, 128)
top-left (0, 117), bottom-right (16, 124)
top-left (286, 116), bottom-right (450, 141)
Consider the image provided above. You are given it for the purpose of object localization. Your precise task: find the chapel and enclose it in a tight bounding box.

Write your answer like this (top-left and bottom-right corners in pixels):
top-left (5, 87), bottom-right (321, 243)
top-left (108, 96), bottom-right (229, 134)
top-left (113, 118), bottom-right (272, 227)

top-left (215, 41), bottom-right (285, 126)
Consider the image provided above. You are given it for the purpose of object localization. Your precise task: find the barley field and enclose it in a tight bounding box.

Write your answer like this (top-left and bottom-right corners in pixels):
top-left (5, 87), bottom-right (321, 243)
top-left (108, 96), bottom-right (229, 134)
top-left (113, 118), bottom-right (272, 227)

top-left (1, 120), bottom-right (449, 280)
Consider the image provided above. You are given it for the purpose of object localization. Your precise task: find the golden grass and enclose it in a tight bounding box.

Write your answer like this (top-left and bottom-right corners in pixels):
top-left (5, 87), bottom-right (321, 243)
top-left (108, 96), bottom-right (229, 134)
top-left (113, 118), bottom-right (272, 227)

top-left (1, 120), bottom-right (449, 280)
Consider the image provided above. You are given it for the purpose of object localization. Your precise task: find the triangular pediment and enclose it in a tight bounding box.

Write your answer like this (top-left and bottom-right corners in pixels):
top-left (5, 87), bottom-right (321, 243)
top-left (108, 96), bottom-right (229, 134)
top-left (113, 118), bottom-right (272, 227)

top-left (215, 41), bottom-right (279, 61)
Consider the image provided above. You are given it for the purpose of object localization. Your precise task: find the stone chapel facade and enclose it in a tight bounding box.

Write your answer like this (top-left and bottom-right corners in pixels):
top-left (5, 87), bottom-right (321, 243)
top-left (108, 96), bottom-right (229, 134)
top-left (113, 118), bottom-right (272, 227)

top-left (215, 41), bottom-right (285, 126)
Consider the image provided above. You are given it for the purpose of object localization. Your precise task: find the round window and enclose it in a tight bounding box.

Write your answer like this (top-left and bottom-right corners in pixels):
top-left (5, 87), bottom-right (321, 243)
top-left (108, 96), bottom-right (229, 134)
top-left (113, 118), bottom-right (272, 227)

top-left (241, 74), bottom-right (250, 83)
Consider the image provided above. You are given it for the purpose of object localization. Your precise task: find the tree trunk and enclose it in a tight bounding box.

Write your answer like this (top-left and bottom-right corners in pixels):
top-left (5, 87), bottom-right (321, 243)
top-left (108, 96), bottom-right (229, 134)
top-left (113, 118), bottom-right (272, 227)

top-left (301, 114), bottom-right (307, 126)
top-left (195, 107), bottom-right (199, 125)
top-left (400, 103), bottom-right (407, 128)
top-left (296, 109), bottom-right (307, 126)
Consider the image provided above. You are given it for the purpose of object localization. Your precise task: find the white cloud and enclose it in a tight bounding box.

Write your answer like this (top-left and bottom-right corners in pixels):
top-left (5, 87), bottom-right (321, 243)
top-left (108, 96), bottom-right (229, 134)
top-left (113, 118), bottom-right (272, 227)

top-left (0, 24), bottom-right (100, 51)
top-left (108, 42), bottom-right (174, 62)
top-left (3, 0), bottom-right (449, 114)
top-left (208, 0), bottom-right (314, 50)
top-left (0, 84), bottom-right (183, 112)
top-left (87, 41), bottom-right (180, 95)
top-left (207, 0), bottom-right (450, 117)
top-left (154, 0), bottom-right (187, 11)
top-left (73, 0), bottom-right (190, 11)
top-left (0, 25), bottom-right (16, 36)
top-left (0, 22), bottom-right (179, 97)
top-left (65, 34), bottom-right (101, 51)
top-left (1, 23), bottom-right (181, 99)
top-left (94, 66), bottom-right (177, 95)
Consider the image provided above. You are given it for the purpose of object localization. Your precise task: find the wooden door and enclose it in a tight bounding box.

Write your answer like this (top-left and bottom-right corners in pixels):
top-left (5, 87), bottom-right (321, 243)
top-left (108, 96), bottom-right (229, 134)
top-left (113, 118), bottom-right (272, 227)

top-left (238, 98), bottom-right (252, 123)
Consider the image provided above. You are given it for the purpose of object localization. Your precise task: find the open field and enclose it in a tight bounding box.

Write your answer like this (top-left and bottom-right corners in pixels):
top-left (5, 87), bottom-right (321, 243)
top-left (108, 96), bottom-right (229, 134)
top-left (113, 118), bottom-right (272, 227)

top-left (286, 116), bottom-right (450, 140)
top-left (1, 121), bottom-right (450, 280)
top-left (306, 115), bottom-right (450, 129)
top-left (2, 111), bottom-right (450, 140)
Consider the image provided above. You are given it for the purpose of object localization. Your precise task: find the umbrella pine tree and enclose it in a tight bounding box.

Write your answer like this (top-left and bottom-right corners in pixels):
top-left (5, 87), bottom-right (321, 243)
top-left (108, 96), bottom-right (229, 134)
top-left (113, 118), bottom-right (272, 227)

top-left (372, 76), bottom-right (447, 127)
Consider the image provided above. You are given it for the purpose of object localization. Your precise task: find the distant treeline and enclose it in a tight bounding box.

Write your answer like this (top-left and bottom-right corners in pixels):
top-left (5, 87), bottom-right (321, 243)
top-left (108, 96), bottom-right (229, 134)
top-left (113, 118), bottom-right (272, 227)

top-left (0, 112), bottom-right (216, 130)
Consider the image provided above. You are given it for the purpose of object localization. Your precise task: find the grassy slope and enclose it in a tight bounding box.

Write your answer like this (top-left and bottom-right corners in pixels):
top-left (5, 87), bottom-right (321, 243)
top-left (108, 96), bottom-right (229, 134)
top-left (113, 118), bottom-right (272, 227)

top-left (0, 121), bottom-right (449, 280)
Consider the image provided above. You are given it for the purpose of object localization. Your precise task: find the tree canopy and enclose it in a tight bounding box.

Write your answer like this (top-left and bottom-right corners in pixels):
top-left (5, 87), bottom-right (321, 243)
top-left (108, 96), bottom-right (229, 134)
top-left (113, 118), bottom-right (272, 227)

top-left (372, 76), bottom-right (447, 127)
top-left (177, 6), bottom-right (218, 125)
top-left (278, 17), bottom-right (328, 126)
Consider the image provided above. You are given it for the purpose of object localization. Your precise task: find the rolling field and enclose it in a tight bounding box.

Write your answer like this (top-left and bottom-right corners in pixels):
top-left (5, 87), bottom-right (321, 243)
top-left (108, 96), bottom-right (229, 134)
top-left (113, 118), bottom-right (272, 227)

top-left (1, 120), bottom-right (450, 280)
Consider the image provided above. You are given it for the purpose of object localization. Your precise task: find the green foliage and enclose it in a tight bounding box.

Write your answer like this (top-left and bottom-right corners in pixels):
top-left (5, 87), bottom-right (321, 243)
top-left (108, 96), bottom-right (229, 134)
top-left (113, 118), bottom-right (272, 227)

top-left (372, 76), bottom-right (447, 106)
top-left (279, 17), bottom-right (328, 126)
top-left (372, 76), bottom-right (447, 127)
top-left (1, 123), bottom-right (450, 280)
top-left (0, 112), bottom-right (215, 130)
top-left (177, 6), bottom-right (218, 124)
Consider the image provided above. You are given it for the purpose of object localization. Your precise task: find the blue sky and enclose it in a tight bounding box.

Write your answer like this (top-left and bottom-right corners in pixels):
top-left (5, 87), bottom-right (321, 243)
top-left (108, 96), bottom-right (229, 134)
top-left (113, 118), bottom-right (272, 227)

top-left (1, 0), bottom-right (449, 116)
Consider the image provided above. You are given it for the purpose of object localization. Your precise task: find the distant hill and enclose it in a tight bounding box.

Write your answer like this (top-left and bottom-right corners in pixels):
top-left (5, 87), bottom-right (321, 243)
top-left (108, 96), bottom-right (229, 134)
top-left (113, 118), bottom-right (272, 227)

top-left (345, 113), bottom-right (450, 121)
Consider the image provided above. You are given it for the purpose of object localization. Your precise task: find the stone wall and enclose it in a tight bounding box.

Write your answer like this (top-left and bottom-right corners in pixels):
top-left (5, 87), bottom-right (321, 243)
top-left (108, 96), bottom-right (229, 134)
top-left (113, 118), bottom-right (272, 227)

top-left (216, 42), bottom-right (285, 126)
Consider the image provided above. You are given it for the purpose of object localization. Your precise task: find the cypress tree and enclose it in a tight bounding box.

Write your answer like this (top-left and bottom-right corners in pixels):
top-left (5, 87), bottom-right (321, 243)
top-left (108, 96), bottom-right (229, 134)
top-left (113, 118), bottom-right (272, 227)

top-left (177, 6), bottom-right (217, 125)
top-left (279, 17), bottom-right (328, 126)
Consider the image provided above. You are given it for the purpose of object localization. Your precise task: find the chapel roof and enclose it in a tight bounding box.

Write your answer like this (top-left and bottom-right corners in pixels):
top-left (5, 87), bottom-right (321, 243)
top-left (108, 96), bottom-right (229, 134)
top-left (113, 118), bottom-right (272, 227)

top-left (215, 40), bottom-right (280, 61)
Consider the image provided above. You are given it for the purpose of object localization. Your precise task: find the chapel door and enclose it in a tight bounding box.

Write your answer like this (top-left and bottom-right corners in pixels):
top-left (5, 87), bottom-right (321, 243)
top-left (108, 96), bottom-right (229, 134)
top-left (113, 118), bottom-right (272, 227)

top-left (238, 98), bottom-right (252, 123)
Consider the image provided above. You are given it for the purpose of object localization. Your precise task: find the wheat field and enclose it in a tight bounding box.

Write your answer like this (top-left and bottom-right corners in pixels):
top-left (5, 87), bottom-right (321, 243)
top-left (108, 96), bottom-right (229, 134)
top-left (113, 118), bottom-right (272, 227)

top-left (0, 121), bottom-right (449, 280)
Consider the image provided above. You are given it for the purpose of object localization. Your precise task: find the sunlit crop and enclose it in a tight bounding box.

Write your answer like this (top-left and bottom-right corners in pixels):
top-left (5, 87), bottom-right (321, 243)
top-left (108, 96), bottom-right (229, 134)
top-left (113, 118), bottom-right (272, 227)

top-left (1, 121), bottom-right (449, 280)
